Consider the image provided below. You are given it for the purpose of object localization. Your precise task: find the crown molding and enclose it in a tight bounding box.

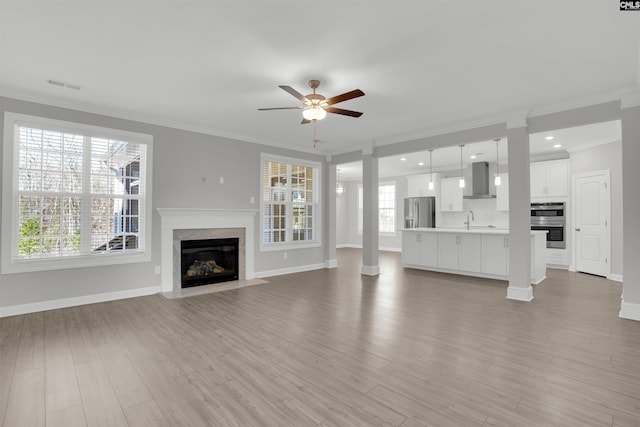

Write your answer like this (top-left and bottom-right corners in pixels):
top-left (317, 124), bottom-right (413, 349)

top-left (0, 88), bottom-right (325, 156)
top-left (621, 89), bottom-right (640, 109)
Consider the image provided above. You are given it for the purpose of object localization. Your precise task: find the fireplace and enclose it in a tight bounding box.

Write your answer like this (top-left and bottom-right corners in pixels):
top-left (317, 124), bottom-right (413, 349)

top-left (180, 238), bottom-right (239, 288)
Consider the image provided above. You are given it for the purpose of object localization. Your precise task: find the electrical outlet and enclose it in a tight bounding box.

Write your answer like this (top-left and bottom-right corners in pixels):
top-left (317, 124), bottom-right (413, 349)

top-left (154, 265), bottom-right (161, 275)
top-left (219, 176), bottom-right (224, 184)
top-left (283, 252), bottom-right (287, 260)
top-left (250, 196), bottom-right (255, 204)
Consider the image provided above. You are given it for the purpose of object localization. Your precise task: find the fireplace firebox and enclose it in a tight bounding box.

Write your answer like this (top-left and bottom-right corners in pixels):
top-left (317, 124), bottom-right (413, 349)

top-left (180, 238), bottom-right (239, 288)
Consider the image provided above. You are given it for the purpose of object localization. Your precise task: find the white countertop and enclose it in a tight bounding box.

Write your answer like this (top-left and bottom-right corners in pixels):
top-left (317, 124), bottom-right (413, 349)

top-left (401, 227), bottom-right (548, 236)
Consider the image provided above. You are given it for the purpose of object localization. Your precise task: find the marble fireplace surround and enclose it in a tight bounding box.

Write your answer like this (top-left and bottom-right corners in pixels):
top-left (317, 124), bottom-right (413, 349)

top-left (157, 208), bottom-right (258, 294)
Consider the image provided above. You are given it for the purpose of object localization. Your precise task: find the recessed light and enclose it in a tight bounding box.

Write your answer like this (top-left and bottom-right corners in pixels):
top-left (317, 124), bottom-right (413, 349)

top-left (469, 155), bottom-right (477, 160)
top-left (418, 162), bottom-right (424, 166)
top-left (400, 157), bottom-right (406, 161)
top-left (553, 144), bottom-right (562, 148)
top-left (545, 136), bottom-right (554, 141)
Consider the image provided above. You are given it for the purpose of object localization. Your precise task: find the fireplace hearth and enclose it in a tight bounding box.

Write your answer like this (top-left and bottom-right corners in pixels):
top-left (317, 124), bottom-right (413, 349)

top-left (180, 238), bottom-right (239, 288)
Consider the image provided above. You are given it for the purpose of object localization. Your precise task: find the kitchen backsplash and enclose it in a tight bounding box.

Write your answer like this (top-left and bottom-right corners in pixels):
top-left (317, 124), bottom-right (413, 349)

top-left (439, 197), bottom-right (509, 229)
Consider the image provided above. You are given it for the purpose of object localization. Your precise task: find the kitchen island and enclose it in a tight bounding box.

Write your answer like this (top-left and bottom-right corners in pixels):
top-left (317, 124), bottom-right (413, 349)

top-left (401, 227), bottom-right (547, 284)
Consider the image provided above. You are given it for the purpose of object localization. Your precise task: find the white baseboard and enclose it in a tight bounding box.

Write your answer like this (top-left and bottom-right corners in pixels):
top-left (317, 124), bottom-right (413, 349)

top-left (361, 265), bottom-right (380, 276)
top-left (609, 273), bottom-right (623, 282)
top-left (507, 285), bottom-right (534, 302)
top-left (0, 285), bottom-right (160, 318)
top-left (255, 262), bottom-right (325, 279)
top-left (325, 259), bottom-right (338, 269)
top-left (336, 243), bottom-right (359, 249)
top-left (619, 300), bottom-right (640, 321)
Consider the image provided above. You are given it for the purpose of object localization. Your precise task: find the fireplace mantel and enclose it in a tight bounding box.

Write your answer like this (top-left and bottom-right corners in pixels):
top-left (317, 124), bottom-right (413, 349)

top-left (157, 208), bottom-right (258, 293)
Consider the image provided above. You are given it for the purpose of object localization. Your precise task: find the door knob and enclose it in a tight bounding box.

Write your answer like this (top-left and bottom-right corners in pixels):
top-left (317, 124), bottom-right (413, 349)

top-left (575, 228), bottom-right (581, 232)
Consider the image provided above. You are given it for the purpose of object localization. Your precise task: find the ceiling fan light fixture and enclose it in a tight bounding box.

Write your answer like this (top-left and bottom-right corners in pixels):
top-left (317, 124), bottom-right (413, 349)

top-left (302, 106), bottom-right (327, 121)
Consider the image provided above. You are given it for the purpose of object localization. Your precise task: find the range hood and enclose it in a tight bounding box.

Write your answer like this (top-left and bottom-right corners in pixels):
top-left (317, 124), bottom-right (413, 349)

top-left (463, 161), bottom-right (496, 199)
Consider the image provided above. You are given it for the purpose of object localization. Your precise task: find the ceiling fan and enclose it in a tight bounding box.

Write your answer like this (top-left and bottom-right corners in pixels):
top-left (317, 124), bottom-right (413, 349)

top-left (259, 79), bottom-right (365, 124)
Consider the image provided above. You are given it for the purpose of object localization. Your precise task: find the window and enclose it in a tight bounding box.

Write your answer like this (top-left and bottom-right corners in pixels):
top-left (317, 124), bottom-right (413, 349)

top-left (2, 113), bottom-right (153, 273)
top-left (357, 182), bottom-right (397, 235)
top-left (261, 154), bottom-right (320, 250)
top-left (378, 183), bottom-right (396, 233)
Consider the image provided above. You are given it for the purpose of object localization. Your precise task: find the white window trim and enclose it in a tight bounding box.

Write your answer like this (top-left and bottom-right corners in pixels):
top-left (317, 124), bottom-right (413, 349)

top-left (357, 181), bottom-right (397, 236)
top-left (259, 153), bottom-right (321, 252)
top-left (1, 112), bottom-right (153, 274)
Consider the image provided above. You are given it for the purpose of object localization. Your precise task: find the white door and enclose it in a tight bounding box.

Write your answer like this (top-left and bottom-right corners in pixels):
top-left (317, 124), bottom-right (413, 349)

top-left (574, 171), bottom-right (610, 277)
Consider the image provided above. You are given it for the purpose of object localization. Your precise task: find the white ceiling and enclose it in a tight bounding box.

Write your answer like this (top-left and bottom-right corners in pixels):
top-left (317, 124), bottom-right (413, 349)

top-left (0, 1), bottom-right (638, 157)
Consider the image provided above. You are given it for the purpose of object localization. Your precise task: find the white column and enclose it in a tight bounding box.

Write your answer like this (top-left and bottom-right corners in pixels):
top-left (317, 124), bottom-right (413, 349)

top-left (506, 124), bottom-right (533, 301)
top-left (361, 147), bottom-right (379, 276)
top-left (620, 91), bottom-right (640, 320)
top-left (324, 160), bottom-right (337, 268)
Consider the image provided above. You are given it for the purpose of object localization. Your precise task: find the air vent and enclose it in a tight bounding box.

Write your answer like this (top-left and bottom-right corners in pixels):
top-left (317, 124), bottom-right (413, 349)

top-left (47, 79), bottom-right (82, 90)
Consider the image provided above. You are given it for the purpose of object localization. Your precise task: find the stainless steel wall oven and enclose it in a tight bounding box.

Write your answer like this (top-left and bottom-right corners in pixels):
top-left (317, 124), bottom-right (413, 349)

top-left (531, 202), bottom-right (566, 249)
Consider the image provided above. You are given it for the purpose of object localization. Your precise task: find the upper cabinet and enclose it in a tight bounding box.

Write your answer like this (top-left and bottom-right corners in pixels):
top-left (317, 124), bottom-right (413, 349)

top-left (440, 177), bottom-right (463, 212)
top-left (530, 159), bottom-right (568, 198)
top-left (407, 173), bottom-right (439, 198)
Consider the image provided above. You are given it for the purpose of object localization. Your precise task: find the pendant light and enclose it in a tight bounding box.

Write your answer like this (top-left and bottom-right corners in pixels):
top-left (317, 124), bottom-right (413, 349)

top-left (494, 138), bottom-right (502, 186)
top-left (428, 149), bottom-right (434, 190)
top-left (458, 145), bottom-right (465, 188)
top-left (336, 168), bottom-right (345, 197)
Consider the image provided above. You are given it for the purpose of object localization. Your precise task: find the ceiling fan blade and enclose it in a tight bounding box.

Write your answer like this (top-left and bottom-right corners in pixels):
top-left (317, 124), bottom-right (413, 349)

top-left (258, 106), bottom-right (302, 111)
top-left (301, 118), bottom-right (311, 124)
top-left (325, 89), bottom-right (365, 106)
top-left (326, 107), bottom-right (363, 118)
top-left (279, 85), bottom-right (307, 102)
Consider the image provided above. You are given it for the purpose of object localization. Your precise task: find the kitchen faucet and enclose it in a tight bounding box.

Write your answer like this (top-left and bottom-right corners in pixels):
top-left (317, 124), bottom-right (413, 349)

top-left (465, 210), bottom-right (475, 230)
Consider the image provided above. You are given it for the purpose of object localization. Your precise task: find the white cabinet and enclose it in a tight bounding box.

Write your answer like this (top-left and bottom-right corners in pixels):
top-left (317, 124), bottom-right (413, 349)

top-left (440, 177), bottom-right (463, 212)
top-left (402, 232), bottom-right (437, 267)
top-left (401, 230), bottom-right (547, 283)
top-left (437, 233), bottom-right (481, 273)
top-left (530, 160), bottom-right (568, 198)
top-left (496, 173), bottom-right (509, 211)
top-left (482, 235), bottom-right (509, 276)
top-left (407, 173), bottom-right (439, 198)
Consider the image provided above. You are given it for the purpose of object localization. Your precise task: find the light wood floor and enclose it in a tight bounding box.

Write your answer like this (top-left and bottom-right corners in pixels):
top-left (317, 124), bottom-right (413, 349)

top-left (1, 248), bottom-right (639, 426)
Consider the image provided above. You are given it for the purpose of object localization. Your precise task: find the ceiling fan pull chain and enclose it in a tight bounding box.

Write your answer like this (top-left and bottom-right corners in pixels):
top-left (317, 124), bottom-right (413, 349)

top-left (313, 120), bottom-right (318, 148)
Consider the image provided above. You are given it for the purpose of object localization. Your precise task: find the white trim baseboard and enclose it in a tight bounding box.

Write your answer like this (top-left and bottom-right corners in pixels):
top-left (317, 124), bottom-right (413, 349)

top-left (0, 285), bottom-right (160, 318)
top-left (619, 300), bottom-right (640, 322)
top-left (609, 274), bottom-right (623, 282)
top-left (507, 286), bottom-right (534, 302)
top-left (255, 262), bottom-right (325, 279)
top-left (335, 244), bottom-right (401, 253)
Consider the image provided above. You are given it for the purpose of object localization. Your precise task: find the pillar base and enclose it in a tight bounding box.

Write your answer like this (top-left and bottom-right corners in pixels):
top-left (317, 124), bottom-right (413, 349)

top-left (620, 300), bottom-right (640, 321)
top-left (507, 285), bottom-right (533, 302)
top-left (361, 265), bottom-right (380, 276)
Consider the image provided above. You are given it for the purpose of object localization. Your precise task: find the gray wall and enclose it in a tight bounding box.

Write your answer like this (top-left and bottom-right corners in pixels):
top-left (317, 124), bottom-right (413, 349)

top-left (0, 96), bottom-right (326, 309)
top-left (570, 141), bottom-right (623, 276)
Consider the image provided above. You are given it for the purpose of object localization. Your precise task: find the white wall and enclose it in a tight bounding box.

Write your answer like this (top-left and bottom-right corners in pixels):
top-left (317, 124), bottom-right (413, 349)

top-left (569, 141), bottom-right (623, 276)
top-left (0, 96), bottom-right (326, 312)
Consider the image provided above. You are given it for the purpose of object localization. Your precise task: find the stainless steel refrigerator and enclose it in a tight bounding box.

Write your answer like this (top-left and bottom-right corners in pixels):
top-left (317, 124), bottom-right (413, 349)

top-left (404, 196), bottom-right (436, 228)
